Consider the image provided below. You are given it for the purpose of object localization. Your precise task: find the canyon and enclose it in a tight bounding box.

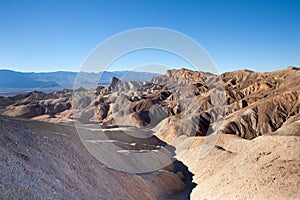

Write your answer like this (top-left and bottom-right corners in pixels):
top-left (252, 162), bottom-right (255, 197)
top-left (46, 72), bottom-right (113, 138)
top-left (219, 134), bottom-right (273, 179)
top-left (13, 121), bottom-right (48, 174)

top-left (1, 66), bottom-right (300, 199)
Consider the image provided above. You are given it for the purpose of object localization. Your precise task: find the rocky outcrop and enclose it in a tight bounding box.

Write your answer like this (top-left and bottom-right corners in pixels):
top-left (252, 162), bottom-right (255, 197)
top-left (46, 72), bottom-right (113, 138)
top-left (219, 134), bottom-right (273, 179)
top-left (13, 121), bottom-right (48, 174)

top-left (2, 66), bottom-right (300, 139)
top-left (222, 90), bottom-right (300, 139)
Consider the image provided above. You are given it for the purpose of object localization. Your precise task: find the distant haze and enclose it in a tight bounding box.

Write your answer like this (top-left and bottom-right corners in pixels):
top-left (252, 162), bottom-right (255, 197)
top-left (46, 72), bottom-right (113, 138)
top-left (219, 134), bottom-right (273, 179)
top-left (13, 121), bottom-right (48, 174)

top-left (0, 69), bottom-right (160, 96)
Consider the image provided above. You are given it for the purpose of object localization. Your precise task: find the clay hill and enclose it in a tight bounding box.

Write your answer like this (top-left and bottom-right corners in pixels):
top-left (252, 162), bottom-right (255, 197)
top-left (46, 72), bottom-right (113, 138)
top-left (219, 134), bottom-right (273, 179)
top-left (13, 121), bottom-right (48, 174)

top-left (1, 66), bottom-right (300, 199)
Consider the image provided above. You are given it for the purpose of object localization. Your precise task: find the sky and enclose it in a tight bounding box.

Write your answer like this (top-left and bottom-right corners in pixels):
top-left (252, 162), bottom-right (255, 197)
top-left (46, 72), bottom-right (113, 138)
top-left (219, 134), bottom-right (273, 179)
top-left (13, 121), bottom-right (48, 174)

top-left (0, 0), bottom-right (299, 73)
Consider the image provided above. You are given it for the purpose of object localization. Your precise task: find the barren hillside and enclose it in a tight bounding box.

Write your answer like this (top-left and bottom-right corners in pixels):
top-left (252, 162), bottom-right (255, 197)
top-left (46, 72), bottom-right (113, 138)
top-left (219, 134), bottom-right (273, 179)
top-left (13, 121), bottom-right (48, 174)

top-left (1, 66), bottom-right (300, 199)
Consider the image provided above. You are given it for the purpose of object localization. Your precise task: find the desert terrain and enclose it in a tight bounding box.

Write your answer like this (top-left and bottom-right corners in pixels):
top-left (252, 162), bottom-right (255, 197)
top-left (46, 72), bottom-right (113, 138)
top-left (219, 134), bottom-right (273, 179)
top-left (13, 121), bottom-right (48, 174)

top-left (1, 66), bottom-right (300, 199)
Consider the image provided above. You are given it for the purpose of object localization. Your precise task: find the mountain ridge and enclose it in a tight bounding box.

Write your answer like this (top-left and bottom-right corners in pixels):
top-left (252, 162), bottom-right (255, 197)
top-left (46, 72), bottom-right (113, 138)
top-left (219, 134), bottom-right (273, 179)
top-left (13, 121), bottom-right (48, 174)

top-left (0, 69), bottom-right (161, 96)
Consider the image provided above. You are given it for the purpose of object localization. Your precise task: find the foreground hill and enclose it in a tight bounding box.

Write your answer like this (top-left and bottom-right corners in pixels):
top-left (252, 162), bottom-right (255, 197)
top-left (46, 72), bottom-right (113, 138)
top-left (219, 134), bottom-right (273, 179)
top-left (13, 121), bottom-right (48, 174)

top-left (0, 115), bottom-right (189, 199)
top-left (175, 134), bottom-right (300, 199)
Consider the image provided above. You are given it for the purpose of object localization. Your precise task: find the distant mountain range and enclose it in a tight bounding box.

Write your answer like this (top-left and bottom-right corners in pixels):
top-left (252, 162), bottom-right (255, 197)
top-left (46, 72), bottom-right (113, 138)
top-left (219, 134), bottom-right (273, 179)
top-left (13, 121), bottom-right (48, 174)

top-left (0, 69), bottom-right (160, 96)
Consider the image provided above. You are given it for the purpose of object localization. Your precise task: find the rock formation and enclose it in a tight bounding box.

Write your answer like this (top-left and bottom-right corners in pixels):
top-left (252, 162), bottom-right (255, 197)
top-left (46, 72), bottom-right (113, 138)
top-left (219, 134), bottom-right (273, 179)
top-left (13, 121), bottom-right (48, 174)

top-left (1, 66), bottom-right (300, 199)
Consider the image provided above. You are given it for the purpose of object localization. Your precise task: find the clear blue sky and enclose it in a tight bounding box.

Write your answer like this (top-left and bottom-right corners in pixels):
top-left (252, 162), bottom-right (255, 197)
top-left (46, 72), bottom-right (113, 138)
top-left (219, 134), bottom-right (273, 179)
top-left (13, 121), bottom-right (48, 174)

top-left (0, 0), bottom-right (299, 73)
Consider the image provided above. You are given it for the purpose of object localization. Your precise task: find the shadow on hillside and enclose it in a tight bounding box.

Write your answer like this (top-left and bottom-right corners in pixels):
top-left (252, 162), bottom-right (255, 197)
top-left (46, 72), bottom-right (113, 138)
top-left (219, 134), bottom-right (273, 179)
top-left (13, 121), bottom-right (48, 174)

top-left (135, 133), bottom-right (197, 200)
top-left (164, 144), bottom-right (197, 200)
